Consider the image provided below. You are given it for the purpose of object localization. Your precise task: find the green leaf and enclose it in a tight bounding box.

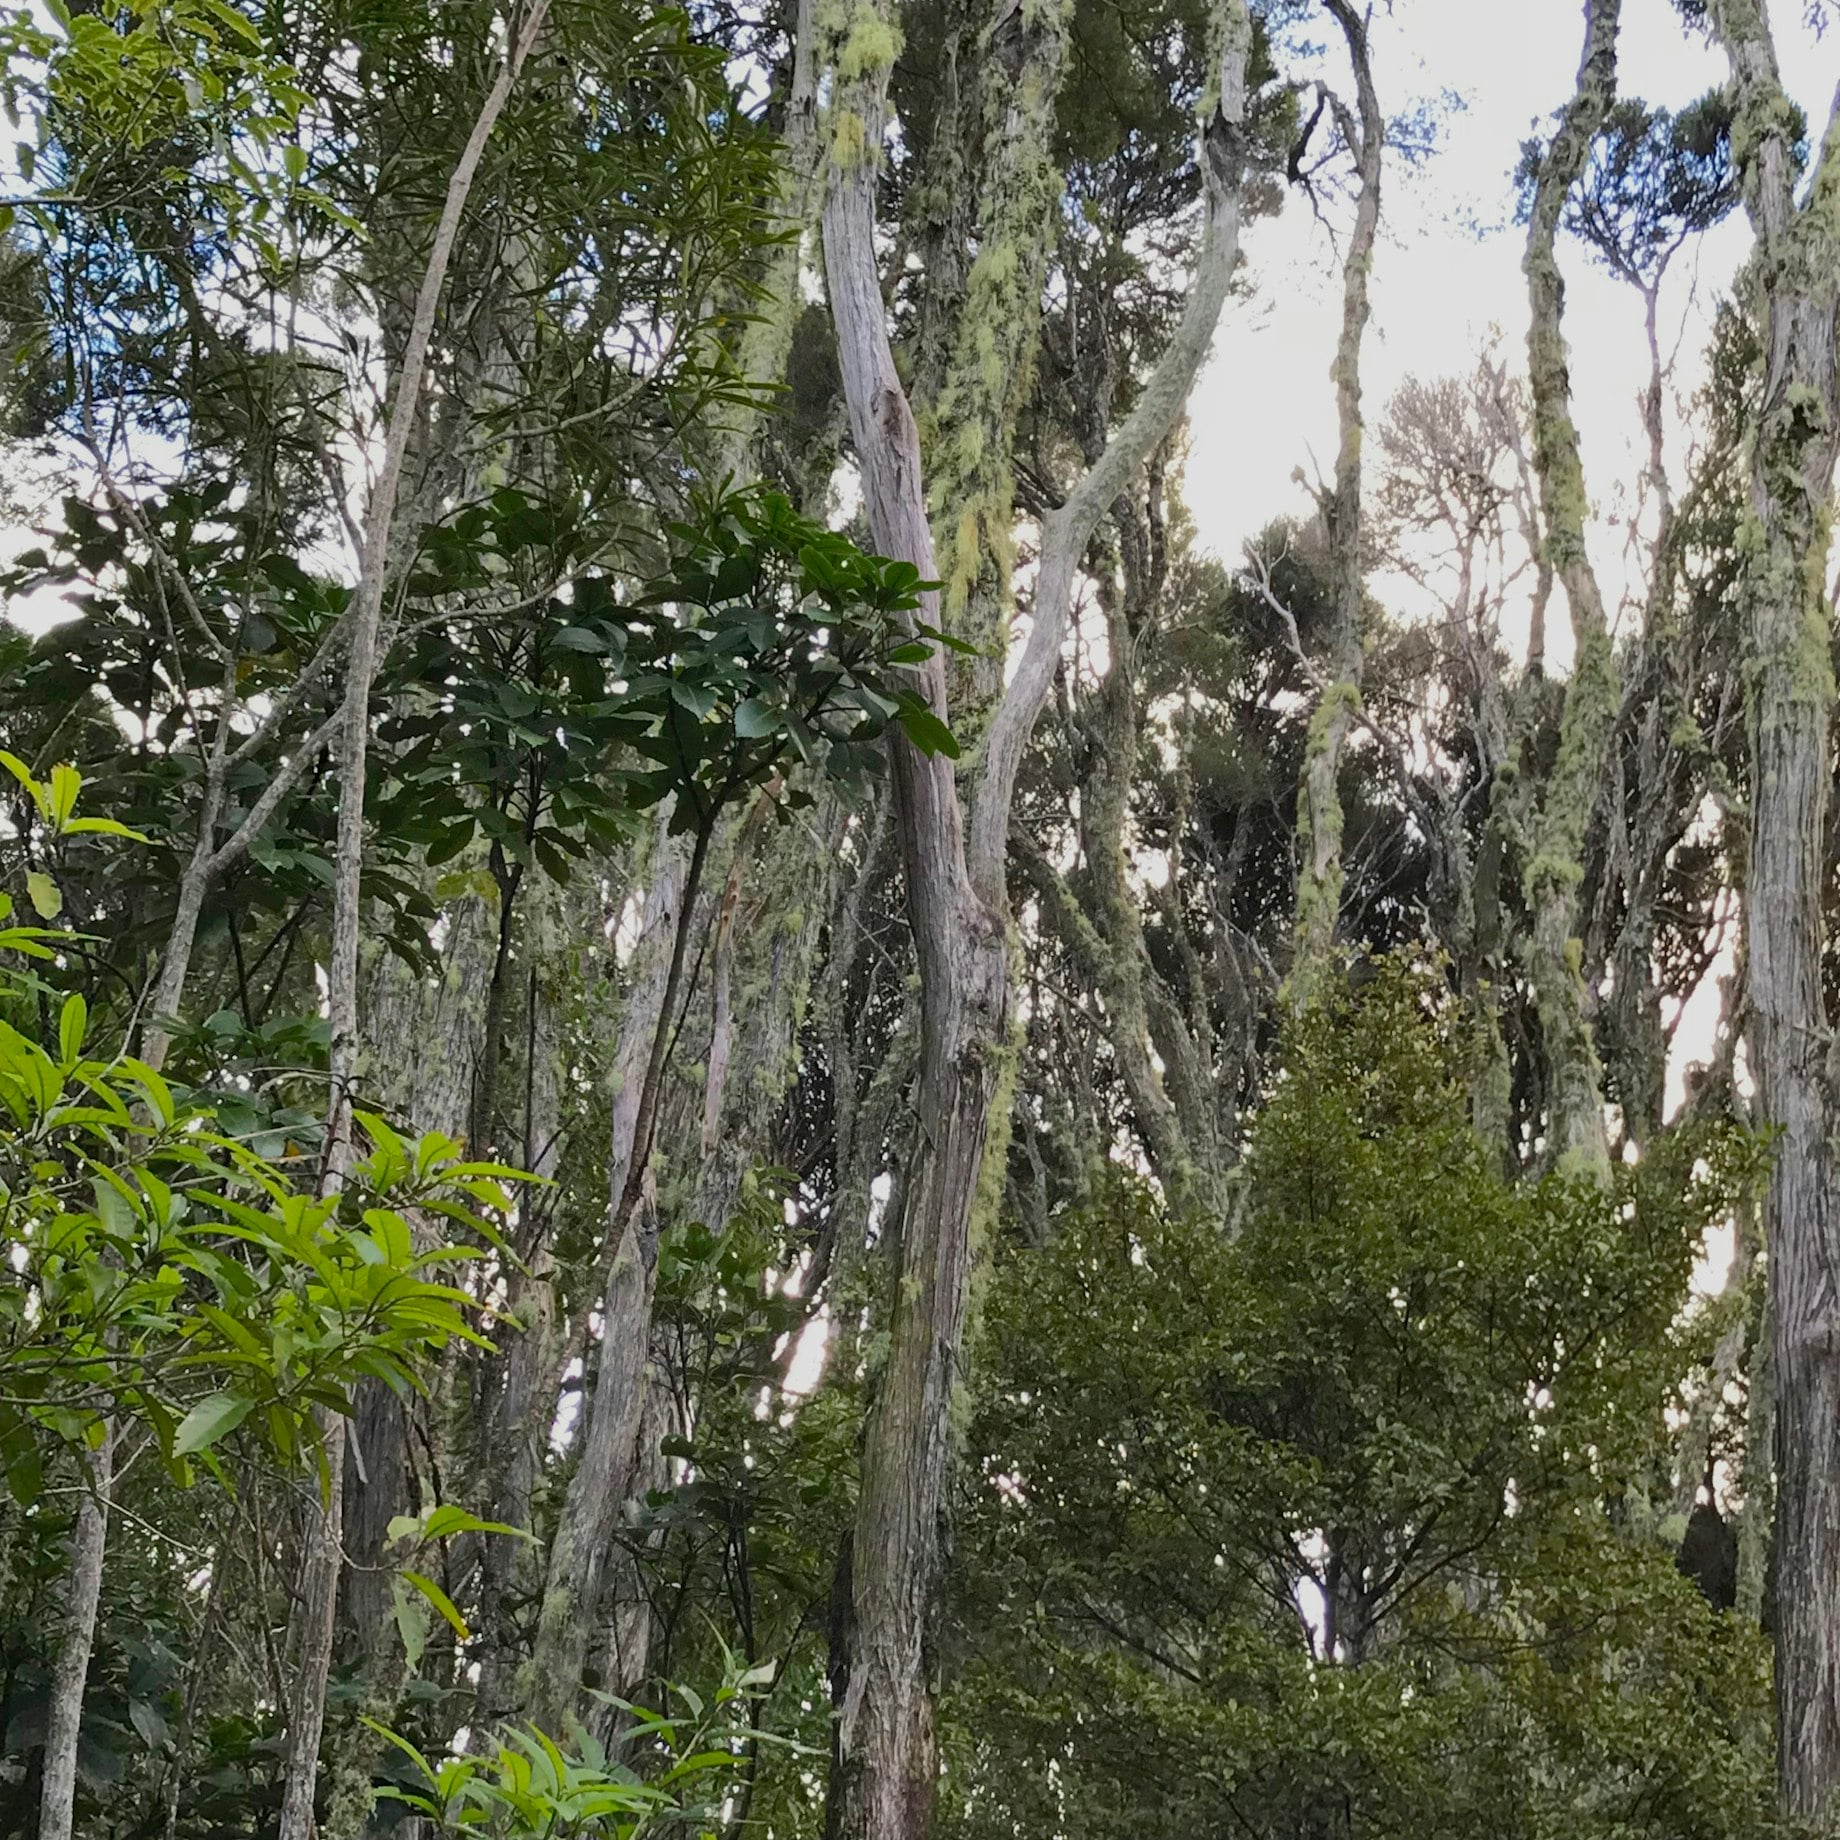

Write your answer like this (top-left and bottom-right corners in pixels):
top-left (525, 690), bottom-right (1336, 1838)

top-left (62, 816), bottom-right (151, 842)
top-left (895, 699), bottom-right (960, 760)
top-left (58, 993), bottom-right (86, 1065)
top-left (25, 872), bottom-right (62, 920)
top-left (116, 1058), bottom-right (175, 1127)
top-left (47, 764), bottom-right (80, 828)
top-left (400, 1569), bottom-right (470, 1643)
top-left (0, 750), bottom-right (41, 811)
top-left (734, 696), bottom-right (781, 739)
top-left (390, 1577), bottom-right (428, 1674)
top-left (421, 1503), bottom-right (534, 1543)
top-left (173, 1392), bottom-right (253, 1456)
top-left (549, 625), bottom-right (608, 652)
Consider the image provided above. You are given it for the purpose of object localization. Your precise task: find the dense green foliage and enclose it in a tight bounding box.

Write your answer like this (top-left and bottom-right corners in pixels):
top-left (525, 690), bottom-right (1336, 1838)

top-left (946, 971), bottom-right (1775, 1838)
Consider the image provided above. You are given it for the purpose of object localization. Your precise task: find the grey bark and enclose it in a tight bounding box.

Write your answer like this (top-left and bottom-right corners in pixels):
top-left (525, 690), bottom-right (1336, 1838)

top-left (1517, 0), bottom-right (1622, 1175)
top-left (277, 1422), bottom-right (346, 1840)
top-left (277, 14), bottom-right (554, 1832)
top-left (819, 5), bottom-right (1251, 1833)
top-left (1291, 1), bottom-right (1384, 1000)
top-left (1700, 0), bottom-right (1840, 1813)
top-left (37, 1424), bottom-right (114, 1840)
top-left (517, 819), bottom-right (709, 1733)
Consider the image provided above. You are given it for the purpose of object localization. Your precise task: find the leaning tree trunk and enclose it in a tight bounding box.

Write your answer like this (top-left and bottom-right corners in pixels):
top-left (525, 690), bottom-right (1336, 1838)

top-left (275, 15), bottom-right (554, 1833)
top-left (818, 5), bottom-right (1250, 1834)
top-left (1702, 0), bottom-right (1840, 1816)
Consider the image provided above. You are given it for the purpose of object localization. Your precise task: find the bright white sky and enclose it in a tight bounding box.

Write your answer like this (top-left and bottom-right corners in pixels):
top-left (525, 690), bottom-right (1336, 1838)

top-left (1188, 0), bottom-right (1837, 661)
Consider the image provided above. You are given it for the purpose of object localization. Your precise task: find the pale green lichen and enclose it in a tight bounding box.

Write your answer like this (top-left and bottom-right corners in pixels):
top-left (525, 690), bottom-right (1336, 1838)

top-left (923, 3), bottom-right (1071, 708)
top-left (837, 11), bottom-right (900, 81)
top-left (1289, 680), bottom-right (1360, 1004)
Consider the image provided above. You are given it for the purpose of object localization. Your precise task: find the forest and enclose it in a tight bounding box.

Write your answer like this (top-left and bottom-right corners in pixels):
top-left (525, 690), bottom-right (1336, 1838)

top-left (0, 0), bottom-right (1836, 1833)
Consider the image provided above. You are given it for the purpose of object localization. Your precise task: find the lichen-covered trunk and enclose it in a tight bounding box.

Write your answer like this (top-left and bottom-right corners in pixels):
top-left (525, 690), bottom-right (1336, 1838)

top-left (828, 881), bottom-right (1008, 1840)
top-left (925, 0), bottom-right (1071, 715)
top-left (1517, 0), bottom-right (1621, 1175)
top-left (819, 15), bottom-right (1016, 1833)
top-left (1291, 3), bottom-right (1382, 1001)
top-left (1704, 1), bottom-right (1840, 1812)
top-left (820, 4), bottom-right (1250, 1831)
top-left (1026, 577), bottom-right (1217, 1213)
top-left (517, 818), bottom-right (712, 1734)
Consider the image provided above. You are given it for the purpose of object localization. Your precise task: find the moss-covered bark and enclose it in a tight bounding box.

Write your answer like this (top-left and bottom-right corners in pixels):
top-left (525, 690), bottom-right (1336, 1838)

top-left (1290, 2), bottom-right (1383, 1006)
top-left (925, 0), bottom-right (1070, 715)
top-left (818, 7), bottom-right (1252, 1834)
top-left (1702, 0), bottom-right (1840, 1814)
top-left (1516, 0), bottom-right (1622, 1175)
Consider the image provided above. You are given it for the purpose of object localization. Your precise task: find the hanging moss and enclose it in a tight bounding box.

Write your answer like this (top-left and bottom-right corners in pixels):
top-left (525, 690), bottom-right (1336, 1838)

top-left (825, 0), bottom-right (901, 172)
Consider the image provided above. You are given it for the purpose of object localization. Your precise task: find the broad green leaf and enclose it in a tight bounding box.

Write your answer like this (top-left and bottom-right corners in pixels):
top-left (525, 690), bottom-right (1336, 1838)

top-left (895, 699), bottom-right (960, 760)
top-left (173, 1392), bottom-right (253, 1456)
top-left (25, 872), bottom-right (62, 920)
top-left (734, 696), bottom-right (780, 739)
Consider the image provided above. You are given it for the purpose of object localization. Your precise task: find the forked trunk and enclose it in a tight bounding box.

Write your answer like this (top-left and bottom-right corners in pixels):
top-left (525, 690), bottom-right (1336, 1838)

top-left (818, 4), bottom-right (1251, 1831)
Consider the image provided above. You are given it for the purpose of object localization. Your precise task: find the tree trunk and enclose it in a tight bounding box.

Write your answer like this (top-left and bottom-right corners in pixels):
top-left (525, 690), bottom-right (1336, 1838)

top-left (1702, 2), bottom-right (1840, 1814)
top-left (517, 820), bottom-right (712, 1733)
top-left (1291, 2), bottom-right (1383, 1001)
top-left (1517, 0), bottom-right (1622, 1175)
top-left (278, 1420), bottom-right (346, 1840)
top-left (277, 17), bottom-right (553, 1831)
top-left (38, 1424), bottom-right (114, 1840)
top-left (818, 5), bottom-right (1250, 1833)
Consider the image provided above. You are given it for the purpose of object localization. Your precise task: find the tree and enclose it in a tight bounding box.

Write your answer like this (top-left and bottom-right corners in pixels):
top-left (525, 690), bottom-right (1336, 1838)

top-left (946, 967), bottom-right (1777, 1840)
top-left (1692, 0), bottom-right (1840, 1817)
top-left (816, 3), bottom-right (1255, 1831)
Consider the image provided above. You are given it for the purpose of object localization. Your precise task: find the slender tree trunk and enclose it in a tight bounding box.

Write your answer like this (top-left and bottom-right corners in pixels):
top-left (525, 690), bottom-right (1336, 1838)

top-left (819, 6), bottom-right (1250, 1833)
top-left (275, 16), bottom-right (553, 1832)
top-left (518, 821), bottom-right (713, 1733)
top-left (1701, 2), bottom-right (1840, 1813)
top-left (1291, 3), bottom-right (1383, 1000)
top-left (1517, 0), bottom-right (1622, 1175)
top-left (38, 1424), bottom-right (114, 1840)
top-left (277, 1432), bottom-right (346, 1840)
